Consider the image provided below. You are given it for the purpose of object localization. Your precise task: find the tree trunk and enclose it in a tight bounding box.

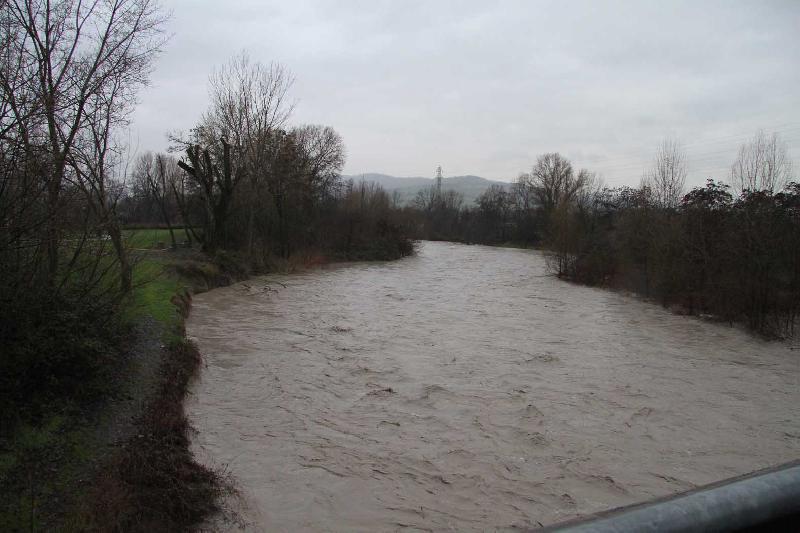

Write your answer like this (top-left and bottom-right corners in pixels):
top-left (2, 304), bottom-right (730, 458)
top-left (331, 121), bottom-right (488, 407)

top-left (45, 166), bottom-right (63, 285)
top-left (159, 202), bottom-right (177, 249)
top-left (107, 218), bottom-right (132, 293)
top-left (171, 181), bottom-right (200, 246)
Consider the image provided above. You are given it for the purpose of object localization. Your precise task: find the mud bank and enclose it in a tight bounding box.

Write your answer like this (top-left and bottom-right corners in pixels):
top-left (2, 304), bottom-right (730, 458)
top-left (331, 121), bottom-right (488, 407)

top-left (187, 241), bottom-right (800, 531)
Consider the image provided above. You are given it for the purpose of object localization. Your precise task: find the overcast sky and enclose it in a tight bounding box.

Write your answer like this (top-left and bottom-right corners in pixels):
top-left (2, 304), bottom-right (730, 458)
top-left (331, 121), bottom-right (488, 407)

top-left (130, 0), bottom-right (800, 187)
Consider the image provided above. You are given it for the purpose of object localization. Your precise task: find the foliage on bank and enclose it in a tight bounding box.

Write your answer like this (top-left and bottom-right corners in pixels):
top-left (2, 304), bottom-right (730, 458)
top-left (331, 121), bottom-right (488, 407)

top-left (74, 338), bottom-right (223, 532)
top-left (549, 181), bottom-right (800, 338)
top-left (407, 137), bottom-right (798, 338)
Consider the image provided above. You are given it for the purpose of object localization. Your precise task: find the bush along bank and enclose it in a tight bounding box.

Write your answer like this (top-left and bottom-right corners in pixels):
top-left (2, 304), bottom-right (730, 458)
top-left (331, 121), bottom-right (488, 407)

top-left (70, 249), bottom-right (256, 531)
top-left (73, 337), bottom-right (223, 531)
top-left (0, 248), bottom-right (243, 532)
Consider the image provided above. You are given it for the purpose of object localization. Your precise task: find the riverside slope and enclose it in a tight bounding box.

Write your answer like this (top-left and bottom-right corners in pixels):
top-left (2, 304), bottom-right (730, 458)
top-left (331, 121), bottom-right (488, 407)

top-left (186, 241), bottom-right (800, 531)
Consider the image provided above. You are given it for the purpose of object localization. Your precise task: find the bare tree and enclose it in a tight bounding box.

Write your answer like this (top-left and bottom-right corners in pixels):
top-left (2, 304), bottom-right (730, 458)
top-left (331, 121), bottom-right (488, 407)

top-left (413, 185), bottom-right (437, 212)
top-left (293, 124), bottom-right (346, 202)
top-left (477, 184), bottom-right (511, 241)
top-left (442, 189), bottom-right (464, 212)
top-left (132, 152), bottom-right (179, 249)
top-left (177, 139), bottom-right (239, 252)
top-left (204, 52), bottom-right (294, 150)
top-left (511, 172), bottom-right (537, 211)
top-left (188, 52), bottom-right (294, 255)
top-left (642, 138), bottom-right (687, 209)
top-left (390, 189), bottom-right (403, 209)
top-left (731, 130), bottom-right (793, 194)
top-left (1, 0), bottom-right (168, 284)
top-left (530, 153), bottom-right (588, 214)
top-left (68, 74), bottom-right (134, 292)
top-left (154, 154), bottom-right (181, 248)
top-left (168, 166), bottom-right (196, 246)
top-left (574, 170), bottom-right (603, 213)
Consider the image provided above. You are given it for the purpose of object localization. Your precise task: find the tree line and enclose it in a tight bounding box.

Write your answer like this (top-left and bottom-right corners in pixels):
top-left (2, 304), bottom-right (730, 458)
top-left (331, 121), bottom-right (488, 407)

top-left (124, 53), bottom-right (412, 264)
top-left (0, 1), bottom-right (411, 428)
top-left (408, 132), bottom-right (798, 338)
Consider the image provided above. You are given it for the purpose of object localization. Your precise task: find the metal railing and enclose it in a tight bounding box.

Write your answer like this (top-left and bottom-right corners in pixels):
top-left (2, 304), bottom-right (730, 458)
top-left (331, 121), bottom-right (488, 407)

top-left (545, 460), bottom-right (800, 532)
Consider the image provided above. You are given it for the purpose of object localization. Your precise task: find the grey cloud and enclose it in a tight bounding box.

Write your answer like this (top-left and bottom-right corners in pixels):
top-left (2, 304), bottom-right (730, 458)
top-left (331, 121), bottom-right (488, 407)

top-left (130, 0), bottom-right (800, 187)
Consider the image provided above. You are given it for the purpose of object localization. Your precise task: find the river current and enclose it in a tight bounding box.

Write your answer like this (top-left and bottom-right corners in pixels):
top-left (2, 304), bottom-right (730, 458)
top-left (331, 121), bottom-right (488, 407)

top-left (187, 241), bottom-right (800, 531)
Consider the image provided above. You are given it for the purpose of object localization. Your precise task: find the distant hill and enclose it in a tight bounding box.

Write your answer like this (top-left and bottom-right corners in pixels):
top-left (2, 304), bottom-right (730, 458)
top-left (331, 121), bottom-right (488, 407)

top-left (343, 173), bottom-right (508, 206)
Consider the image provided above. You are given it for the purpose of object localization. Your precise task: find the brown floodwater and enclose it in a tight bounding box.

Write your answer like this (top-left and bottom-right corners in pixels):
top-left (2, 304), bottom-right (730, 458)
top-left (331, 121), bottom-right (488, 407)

top-left (186, 241), bottom-right (800, 531)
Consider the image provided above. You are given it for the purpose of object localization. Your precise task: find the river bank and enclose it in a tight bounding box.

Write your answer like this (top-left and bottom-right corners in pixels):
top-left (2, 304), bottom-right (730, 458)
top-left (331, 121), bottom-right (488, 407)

top-left (0, 242), bottom-right (243, 531)
top-left (0, 227), bottom-right (417, 531)
top-left (464, 239), bottom-right (797, 342)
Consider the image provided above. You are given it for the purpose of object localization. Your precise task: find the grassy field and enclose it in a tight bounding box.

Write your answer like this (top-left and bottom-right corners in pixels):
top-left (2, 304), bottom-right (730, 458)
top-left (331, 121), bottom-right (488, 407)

top-left (127, 257), bottom-right (186, 333)
top-left (123, 227), bottom-right (197, 250)
top-left (123, 227), bottom-right (204, 337)
top-left (122, 228), bottom-right (201, 334)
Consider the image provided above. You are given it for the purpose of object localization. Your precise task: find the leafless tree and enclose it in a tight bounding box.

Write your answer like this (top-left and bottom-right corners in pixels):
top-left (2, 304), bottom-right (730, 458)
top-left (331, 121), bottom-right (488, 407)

top-left (390, 189), bottom-right (403, 209)
top-left (168, 162), bottom-right (196, 246)
top-left (574, 170), bottom-right (603, 213)
top-left (203, 52), bottom-right (294, 150)
top-left (477, 184), bottom-right (511, 241)
top-left (1, 0), bottom-right (168, 285)
top-left (68, 74), bottom-right (134, 292)
top-left (642, 138), bottom-right (687, 209)
top-left (187, 52), bottom-right (294, 255)
top-left (442, 189), bottom-right (464, 212)
top-left (412, 183), bottom-right (462, 212)
top-left (177, 139), bottom-right (239, 252)
top-left (731, 130), bottom-right (793, 194)
top-left (511, 172), bottom-right (537, 211)
top-left (413, 185), bottom-right (437, 212)
top-left (132, 152), bottom-right (180, 249)
top-left (293, 124), bottom-right (346, 201)
top-left (529, 153), bottom-right (588, 214)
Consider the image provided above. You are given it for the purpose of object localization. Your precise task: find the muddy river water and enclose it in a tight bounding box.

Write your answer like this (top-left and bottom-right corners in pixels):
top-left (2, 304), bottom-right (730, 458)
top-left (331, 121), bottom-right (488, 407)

top-left (187, 241), bottom-right (800, 531)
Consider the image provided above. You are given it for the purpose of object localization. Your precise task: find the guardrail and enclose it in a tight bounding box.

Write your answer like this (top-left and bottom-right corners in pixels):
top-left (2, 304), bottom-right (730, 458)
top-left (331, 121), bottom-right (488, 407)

top-left (544, 460), bottom-right (800, 532)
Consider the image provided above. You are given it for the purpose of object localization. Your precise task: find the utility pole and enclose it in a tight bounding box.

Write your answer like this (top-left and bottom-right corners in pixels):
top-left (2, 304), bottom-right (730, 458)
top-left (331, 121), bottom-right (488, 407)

top-left (435, 165), bottom-right (443, 200)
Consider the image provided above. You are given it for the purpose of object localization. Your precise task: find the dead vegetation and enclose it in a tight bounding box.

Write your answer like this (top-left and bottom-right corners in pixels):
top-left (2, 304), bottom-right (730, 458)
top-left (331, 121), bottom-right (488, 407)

top-left (73, 340), bottom-right (227, 532)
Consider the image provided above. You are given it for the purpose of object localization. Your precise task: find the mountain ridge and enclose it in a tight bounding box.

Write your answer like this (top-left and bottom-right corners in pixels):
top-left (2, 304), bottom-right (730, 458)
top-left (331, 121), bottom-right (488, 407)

top-left (342, 173), bottom-right (509, 206)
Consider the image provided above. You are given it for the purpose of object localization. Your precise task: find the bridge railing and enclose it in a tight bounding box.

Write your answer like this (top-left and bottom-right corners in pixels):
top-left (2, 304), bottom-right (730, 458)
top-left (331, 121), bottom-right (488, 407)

top-left (544, 460), bottom-right (800, 532)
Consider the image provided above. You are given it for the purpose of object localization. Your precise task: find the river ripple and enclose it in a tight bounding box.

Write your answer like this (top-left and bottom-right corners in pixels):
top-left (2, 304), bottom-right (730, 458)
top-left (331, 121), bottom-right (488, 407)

top-left (187, 241), bottom-right (800, 531)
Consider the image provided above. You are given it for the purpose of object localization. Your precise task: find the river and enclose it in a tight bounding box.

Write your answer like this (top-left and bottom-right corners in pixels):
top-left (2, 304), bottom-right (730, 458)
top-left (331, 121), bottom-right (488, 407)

top-left (186, 241), bottom-right (800, 531)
